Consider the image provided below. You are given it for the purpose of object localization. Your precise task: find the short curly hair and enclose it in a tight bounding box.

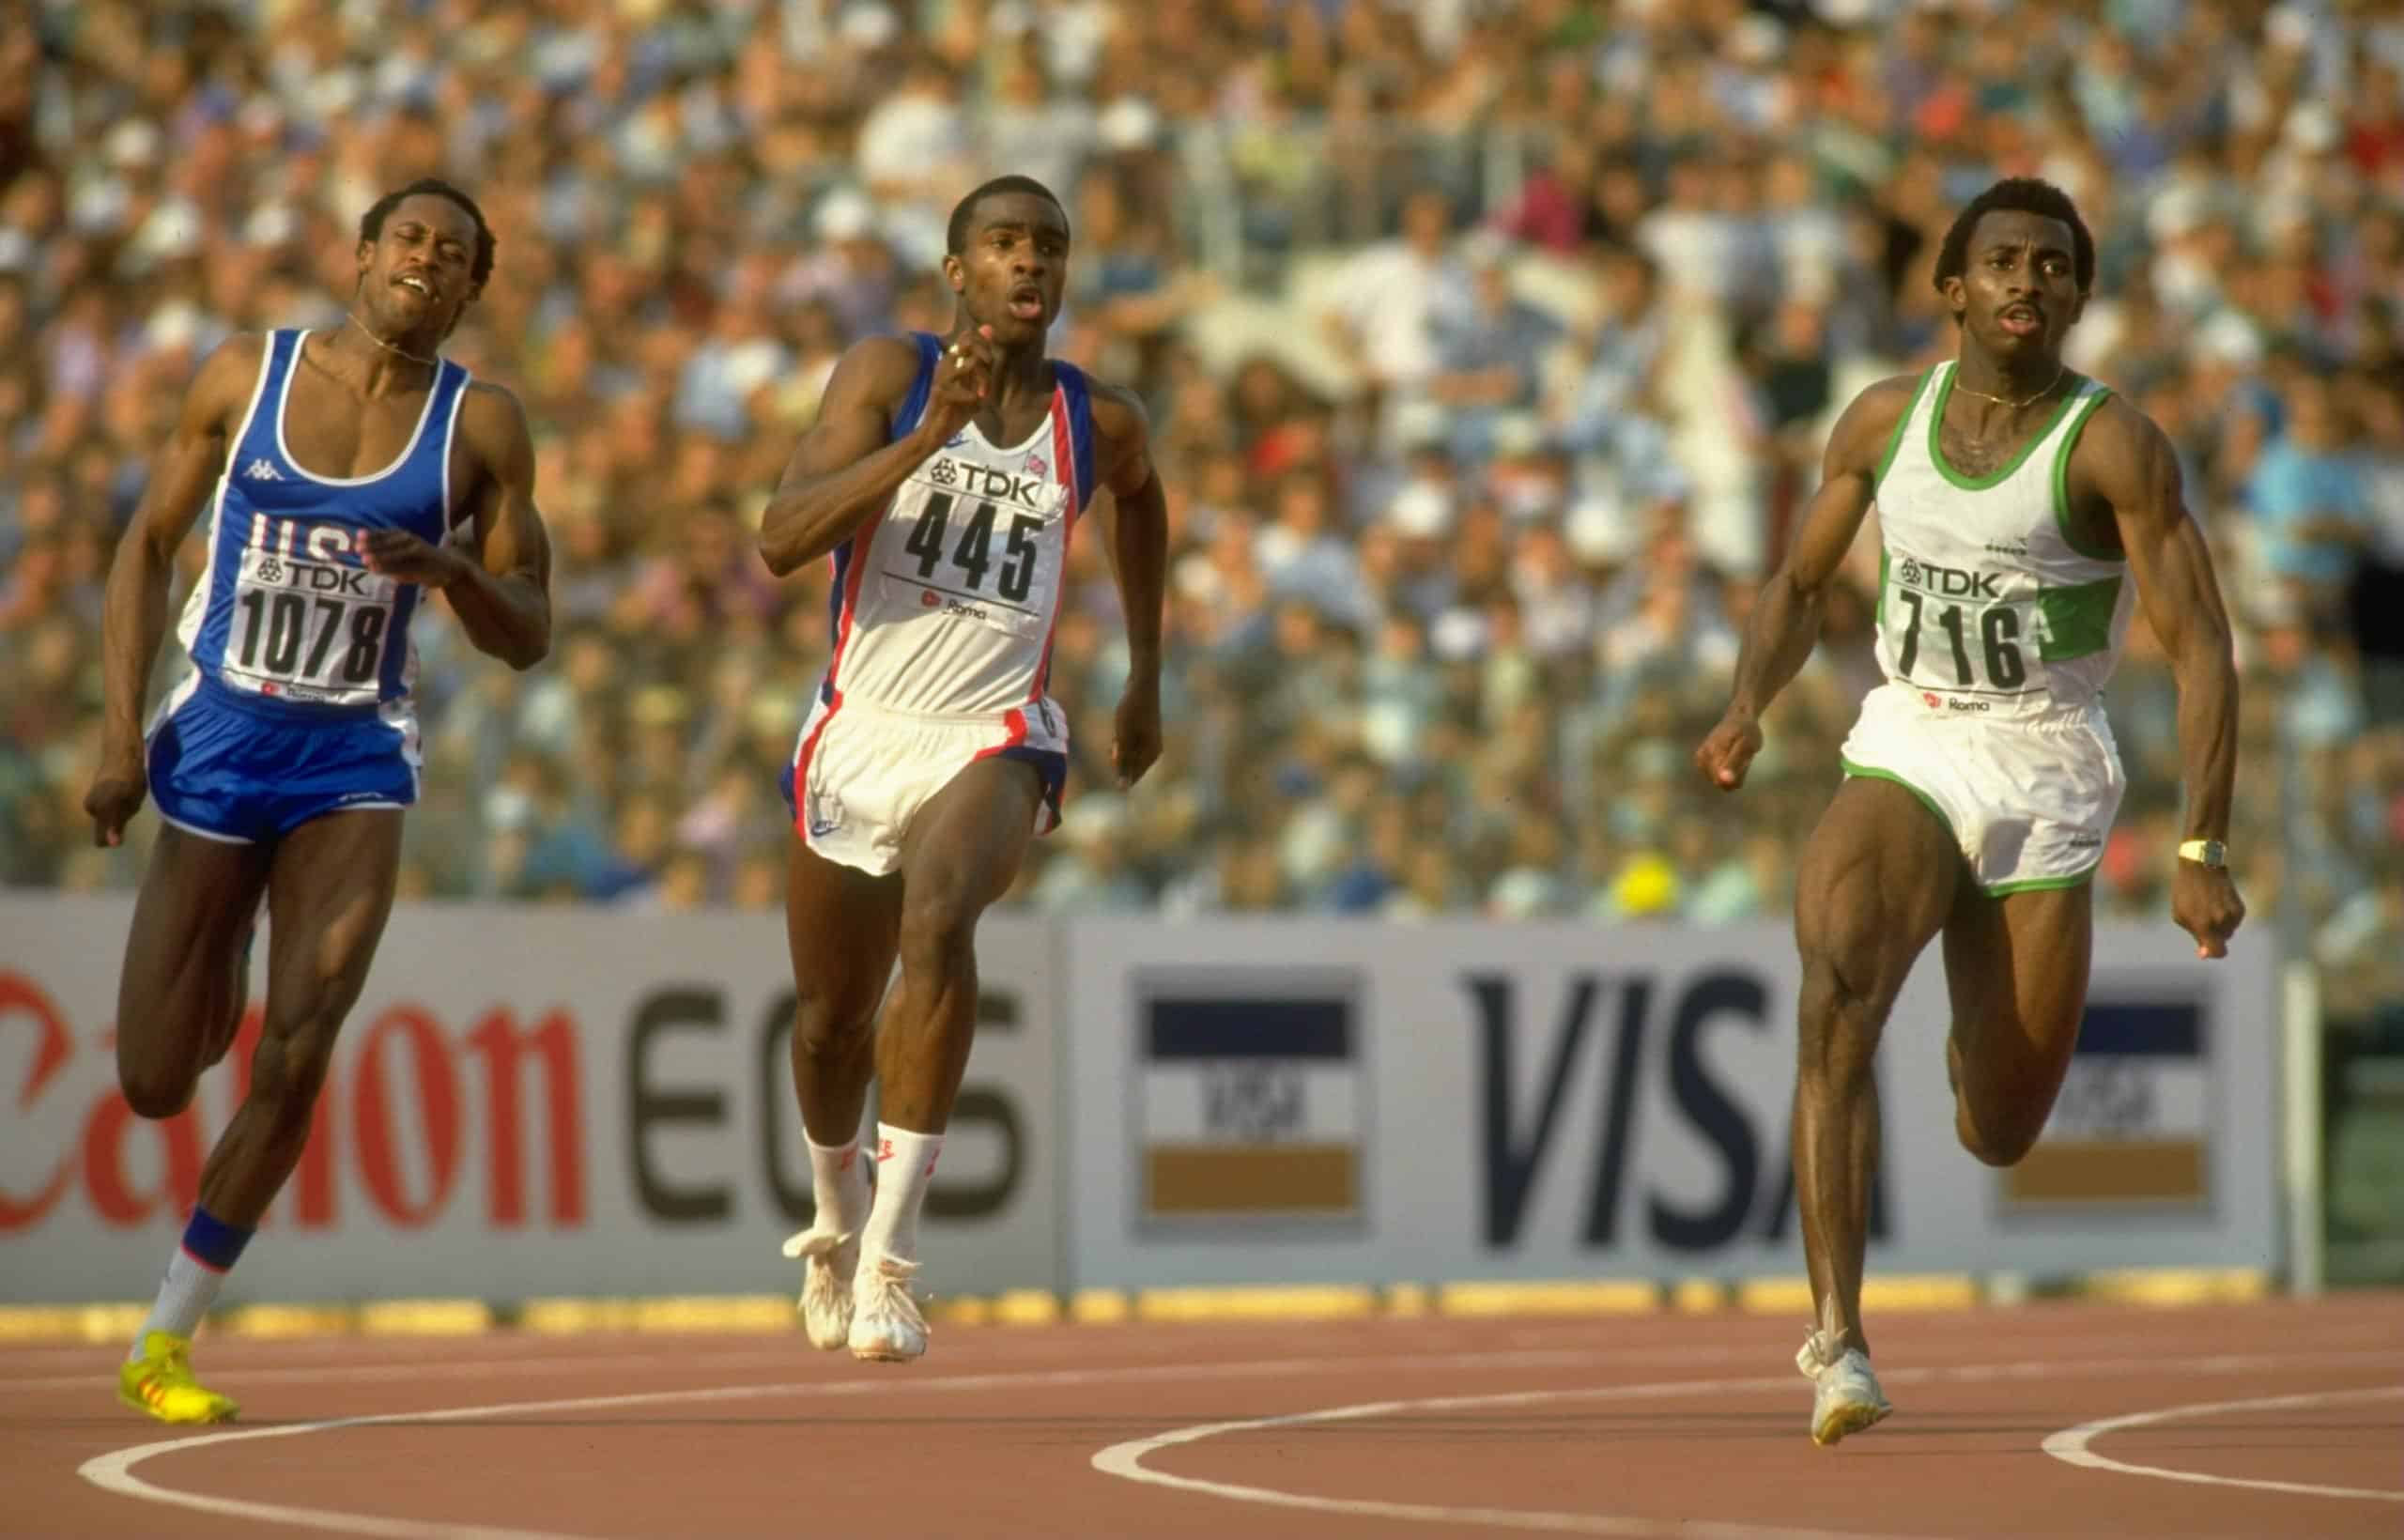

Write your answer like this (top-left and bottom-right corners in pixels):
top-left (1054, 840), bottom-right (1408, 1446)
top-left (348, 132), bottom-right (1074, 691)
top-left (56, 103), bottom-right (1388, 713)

top-left (1933, 177), bottom-right (2093, 303)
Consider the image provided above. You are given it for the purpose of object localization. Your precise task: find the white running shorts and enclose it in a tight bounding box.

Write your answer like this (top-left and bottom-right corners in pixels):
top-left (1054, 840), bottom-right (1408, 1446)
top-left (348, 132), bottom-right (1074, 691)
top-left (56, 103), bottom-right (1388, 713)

top-left (1837, 682), bottom-right (2125, 895)
top-left (781, 694), bottom-right (1068, 876)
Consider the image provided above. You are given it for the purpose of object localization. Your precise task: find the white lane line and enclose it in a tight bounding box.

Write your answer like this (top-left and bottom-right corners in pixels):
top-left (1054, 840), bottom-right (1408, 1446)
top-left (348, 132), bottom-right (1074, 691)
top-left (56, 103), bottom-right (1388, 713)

top-left (75, 1342), bottom-right (1746, 1540)
top-left (12, 1320), bottom-right (1373, 1394)
top-left (2042, 1383), bottom-right (2404, 1502)
top-left (8, 1348), bottom-right (798, 1394)
top-left (1090, 1350), bottom-right (2404, 1539)
top-left (26, 1316), bottom-right (2375, 1395)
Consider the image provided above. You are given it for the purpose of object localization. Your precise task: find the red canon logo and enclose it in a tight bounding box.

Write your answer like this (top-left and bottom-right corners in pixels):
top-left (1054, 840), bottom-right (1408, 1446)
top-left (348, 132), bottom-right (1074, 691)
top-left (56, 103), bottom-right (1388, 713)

top-left (0, 971), bottom-right (586, 1234)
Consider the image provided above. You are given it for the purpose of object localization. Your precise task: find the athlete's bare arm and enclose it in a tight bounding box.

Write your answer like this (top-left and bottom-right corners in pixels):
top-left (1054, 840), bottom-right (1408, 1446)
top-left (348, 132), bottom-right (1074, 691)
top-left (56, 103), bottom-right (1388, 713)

top-left (366, 381), bottom-right (552, 670)
top-left (85, 335), bottom-right (267, 847)
top-left (2082, 399), bottom-right (2245, 958)
top-left (758, 328), bottom-right (1000, 577)
top-left (1696, 376), bottom-right (1918, 792)
top-left (1087, 381), bottom-right (1166, 789)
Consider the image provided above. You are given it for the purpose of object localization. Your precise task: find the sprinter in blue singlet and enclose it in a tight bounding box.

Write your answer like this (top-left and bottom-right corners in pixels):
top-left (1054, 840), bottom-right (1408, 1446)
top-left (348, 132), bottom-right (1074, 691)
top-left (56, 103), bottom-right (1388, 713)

top-left (85, 179), bottom-right (554, 1424)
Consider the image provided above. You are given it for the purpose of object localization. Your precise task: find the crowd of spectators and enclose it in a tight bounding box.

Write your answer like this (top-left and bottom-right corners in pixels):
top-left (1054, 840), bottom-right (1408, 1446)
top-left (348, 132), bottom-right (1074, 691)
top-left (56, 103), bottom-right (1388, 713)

top-left (3, 0), bottom-right (2401, 1003)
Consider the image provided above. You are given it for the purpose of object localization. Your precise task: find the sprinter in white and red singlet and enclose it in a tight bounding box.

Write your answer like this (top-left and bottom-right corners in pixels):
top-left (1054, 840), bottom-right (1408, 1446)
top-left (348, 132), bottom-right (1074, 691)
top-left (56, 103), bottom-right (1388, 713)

top-left (755, 175), bottom-right (1166, 1364)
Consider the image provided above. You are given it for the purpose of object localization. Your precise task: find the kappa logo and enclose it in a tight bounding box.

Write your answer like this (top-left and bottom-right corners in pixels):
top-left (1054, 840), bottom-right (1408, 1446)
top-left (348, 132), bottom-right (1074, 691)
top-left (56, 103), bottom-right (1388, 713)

top-left (242, 458), bottom-right (284, 481)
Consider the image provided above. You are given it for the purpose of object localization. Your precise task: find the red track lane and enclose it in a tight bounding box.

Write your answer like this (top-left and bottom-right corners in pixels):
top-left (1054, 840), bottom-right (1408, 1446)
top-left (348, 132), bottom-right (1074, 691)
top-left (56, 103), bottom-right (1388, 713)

top-left (7, 1293), bottom-right (2400, 1539)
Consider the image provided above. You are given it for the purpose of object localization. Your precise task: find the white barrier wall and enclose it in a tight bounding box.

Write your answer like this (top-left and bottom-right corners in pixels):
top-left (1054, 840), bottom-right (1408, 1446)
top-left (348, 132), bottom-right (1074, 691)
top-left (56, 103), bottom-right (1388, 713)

top-left (1061, 919), bottom-right (2281, 1287)
top-left (1, 899), bottom-right (2282, 1302)
top-left (0, 897), bottom-right (1061, 1303)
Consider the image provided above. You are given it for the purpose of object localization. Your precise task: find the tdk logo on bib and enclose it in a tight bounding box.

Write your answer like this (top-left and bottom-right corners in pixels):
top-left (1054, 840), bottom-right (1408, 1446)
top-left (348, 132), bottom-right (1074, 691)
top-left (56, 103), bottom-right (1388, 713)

top-left (923, 457), bottom-right (1049, 509)
top-left (1896, 557), bottom-right (2001, 599)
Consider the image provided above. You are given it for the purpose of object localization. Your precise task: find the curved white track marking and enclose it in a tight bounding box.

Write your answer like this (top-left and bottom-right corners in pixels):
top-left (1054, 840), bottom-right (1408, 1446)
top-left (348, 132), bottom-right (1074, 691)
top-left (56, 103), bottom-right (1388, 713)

top-left (1094, 1369), bottom-right (1905, 1540)
top-left (78, 1342), bottom-right (1745, 1539)
top-left (1092, 1350), bottom-right (2404, 1538)
top-left (2042, 1383), bottom-right (2404, 1502)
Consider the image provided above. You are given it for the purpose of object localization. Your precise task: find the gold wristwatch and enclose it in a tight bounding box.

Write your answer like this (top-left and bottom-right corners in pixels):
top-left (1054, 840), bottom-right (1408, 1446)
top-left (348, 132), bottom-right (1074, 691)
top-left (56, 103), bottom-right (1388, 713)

top-left (2177, 839), bottom-right (2227, 869)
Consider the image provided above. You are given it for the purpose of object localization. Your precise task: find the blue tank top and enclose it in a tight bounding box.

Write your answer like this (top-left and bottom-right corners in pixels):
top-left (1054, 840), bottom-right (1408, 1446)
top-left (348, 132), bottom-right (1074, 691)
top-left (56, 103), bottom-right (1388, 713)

top-left (175, 330), bottom-right (471, 716)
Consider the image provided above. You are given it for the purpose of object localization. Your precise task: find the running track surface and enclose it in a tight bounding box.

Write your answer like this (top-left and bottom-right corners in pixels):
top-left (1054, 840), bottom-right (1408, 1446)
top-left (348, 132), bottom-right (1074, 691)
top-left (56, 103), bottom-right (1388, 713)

top-left (9, 1293), bottom-right (2401, 1539)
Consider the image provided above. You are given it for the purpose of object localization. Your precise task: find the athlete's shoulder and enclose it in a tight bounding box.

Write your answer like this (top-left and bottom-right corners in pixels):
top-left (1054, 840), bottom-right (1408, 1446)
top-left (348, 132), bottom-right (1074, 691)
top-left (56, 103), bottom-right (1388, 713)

top-left (816, 332), bottom-right (936, 413)
top-left (1825, 371), bottom-right (1925, 473)
top-left (453, 377), bottom-right (533, 459)
top-left (2075, 389), bottom-right (2160, 454)
top-left (1075, 373), bottom-right (1150, 447)
top-left (458, 377), bottom-right (529, 428)
top-left (186, 331), bottom-right (272, 416)
top-left (852, 331), bottom-right (940, 384)
top-left (2071, 389), bottom-right (2181, 508)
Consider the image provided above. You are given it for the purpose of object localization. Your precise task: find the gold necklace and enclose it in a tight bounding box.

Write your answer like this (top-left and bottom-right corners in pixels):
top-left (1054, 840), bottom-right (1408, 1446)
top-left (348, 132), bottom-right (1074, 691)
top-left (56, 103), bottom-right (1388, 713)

top-left (345, 311), bottom-right (439, 367)
top-left (1952, 363), bottom-right (2065, 410)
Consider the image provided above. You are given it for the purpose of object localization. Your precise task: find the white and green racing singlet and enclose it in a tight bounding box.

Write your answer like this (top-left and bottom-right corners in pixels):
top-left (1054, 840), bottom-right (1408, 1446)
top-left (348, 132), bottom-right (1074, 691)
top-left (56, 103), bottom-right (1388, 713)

top-left (1871, 362), bottom-right (2130, 717)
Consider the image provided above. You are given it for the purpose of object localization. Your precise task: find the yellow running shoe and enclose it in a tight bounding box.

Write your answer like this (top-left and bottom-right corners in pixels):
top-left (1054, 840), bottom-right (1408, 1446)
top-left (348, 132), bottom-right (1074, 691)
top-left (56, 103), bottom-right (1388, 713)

top-left (118, 1332), bottom-right (239, 1424)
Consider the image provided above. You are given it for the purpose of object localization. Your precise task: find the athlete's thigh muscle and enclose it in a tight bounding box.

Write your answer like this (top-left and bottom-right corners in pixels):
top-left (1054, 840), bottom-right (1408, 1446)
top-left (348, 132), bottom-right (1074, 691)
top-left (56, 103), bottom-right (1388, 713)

top-left (261, 809), bottom-right (406, 1028)
top-left (116, 825), bottom-right (273, 1091)
top-left (1941, 882), bottom-right (2092, 1133)
top-left (1794, 776), bottom-right (1960, 1001)
top-left (785, 834), bottom-right (905, 1019)
top-left (896, 756), bottom-right (1044, 918)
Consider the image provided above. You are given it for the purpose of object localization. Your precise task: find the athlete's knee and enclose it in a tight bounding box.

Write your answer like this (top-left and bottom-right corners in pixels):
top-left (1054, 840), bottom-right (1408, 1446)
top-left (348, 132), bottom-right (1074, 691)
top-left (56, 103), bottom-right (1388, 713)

top-left (1796, 913), bottom-right (1885, 1022)
top-left (1795, 943), bottom-right (1888, 1086)
top-left (1955, 1101), bottom-right (2044, 1167)
top-left (1948, 1016), bottom-right (2064, 1166)
top-left (793, 980), bottom-right (880, 1059)
top-left (245, 1012), bottom-right (342, 1121)
top-left (895, 888), bottom-right (980, 984)
top-left (1950, 1056), bottom-right (2048, 1167)
top-left (117, 1055), bottom-right (198, 1121)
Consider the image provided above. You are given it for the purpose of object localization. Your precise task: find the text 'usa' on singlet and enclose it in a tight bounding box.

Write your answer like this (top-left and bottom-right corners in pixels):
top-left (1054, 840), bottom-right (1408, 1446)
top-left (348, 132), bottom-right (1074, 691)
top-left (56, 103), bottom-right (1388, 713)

top-left (177, 329), bottom-right (471, 716)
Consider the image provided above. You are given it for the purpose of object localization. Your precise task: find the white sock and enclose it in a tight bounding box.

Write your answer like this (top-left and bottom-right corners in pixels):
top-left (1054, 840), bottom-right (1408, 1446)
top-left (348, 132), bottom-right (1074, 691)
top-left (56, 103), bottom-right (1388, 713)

top-left (807, 1136), bottom-right (871, 1239)
top-left (856, 1123), bottom-right (942, 1266)
top-left (130, 1248), bottom-right (230, 1362)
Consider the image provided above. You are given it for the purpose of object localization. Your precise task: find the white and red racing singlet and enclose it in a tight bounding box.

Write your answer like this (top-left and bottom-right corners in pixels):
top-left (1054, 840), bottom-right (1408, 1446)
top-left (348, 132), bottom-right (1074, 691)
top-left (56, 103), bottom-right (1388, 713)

top-left (816, 332), bottom-right (1098, 717)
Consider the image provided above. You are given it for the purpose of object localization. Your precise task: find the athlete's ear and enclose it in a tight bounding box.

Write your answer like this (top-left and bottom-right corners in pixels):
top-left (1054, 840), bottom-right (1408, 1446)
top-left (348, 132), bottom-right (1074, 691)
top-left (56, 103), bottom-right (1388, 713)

top-left (942, 254), bottom-right (965, 296)
top-left (1940, 275), bottom-right (1966, 324)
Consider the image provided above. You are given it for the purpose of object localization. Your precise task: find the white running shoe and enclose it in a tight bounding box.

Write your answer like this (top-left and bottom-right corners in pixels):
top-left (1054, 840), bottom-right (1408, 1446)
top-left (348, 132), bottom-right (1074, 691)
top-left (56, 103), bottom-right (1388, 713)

top-left (779, 1226), bottom-right (856, 1351)
top-left (848, 1254), bottom-right (929, 1363)
top-left (1796, 1329), bottom-right (1892, 1447)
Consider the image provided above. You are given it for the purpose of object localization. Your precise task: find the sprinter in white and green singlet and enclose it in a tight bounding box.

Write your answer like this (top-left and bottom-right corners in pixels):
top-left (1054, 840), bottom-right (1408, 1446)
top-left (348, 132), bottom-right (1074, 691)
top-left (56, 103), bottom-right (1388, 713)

top-left (1692, 178), bottom-right (2247, 1448)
